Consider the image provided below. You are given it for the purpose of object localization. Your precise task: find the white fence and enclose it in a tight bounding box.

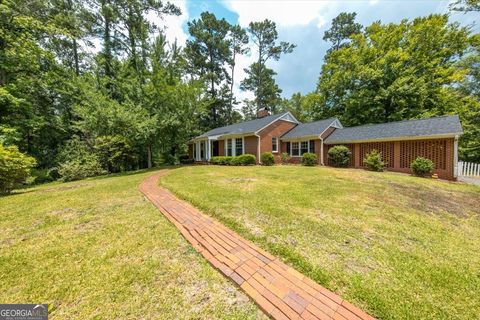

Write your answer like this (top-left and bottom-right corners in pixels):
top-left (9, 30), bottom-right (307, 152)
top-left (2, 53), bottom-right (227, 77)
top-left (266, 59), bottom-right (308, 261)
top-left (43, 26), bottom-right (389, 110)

top-left (458, 161), bottom-right (480, 177)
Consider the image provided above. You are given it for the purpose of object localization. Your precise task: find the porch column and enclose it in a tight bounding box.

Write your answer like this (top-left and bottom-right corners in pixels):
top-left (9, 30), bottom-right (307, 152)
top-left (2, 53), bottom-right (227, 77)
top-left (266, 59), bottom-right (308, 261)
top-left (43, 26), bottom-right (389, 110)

top-left (195, 142), bottom-right (200, 161)
top-left (207, 139), bottom-right (211, 161)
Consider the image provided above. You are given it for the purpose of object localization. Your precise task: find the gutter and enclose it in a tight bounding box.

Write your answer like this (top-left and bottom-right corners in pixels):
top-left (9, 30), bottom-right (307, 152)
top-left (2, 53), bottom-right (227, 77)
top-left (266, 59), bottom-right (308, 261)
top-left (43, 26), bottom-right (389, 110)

top-left (320, 136), bottom-right (324, 165)
top-left (324, 133), bottom-right (463, 145)
top-left (454, 135), bottom-right (459, 178)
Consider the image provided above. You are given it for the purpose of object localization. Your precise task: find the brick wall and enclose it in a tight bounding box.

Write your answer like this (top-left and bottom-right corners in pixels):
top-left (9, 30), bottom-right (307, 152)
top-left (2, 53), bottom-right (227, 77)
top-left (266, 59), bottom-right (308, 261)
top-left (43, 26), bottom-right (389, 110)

top-left (258, 120), bottom-right (297, 163)
top-left (244, 135), bottom-right (259, 162)
top-left (324, 138), bottom-right (456, 180)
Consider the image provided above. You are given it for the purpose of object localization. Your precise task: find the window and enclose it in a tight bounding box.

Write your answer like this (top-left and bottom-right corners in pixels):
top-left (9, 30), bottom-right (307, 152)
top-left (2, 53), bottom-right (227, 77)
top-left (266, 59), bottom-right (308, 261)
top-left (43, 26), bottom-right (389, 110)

top-left (235, 138), bottom-right (243, 156)
top-left (289, 140), bottom-right (313, 156)
top-left (301, 141), bottom-right (309, 155)
top-left (291, 142), bottom-right (299, 156)
top-left (226, 139), bottom-right (233, 156)
top-left (272, 137), bottom-right (278, 153)
top-left (200, 141), bottom-right (205, 159)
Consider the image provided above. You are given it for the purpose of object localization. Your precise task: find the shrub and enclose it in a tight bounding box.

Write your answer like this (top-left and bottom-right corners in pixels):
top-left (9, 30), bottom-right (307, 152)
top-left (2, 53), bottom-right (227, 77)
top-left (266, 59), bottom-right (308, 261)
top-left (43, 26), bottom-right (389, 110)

top-left (30, 168), bottom-right (56, 184)
top-left (363, 149), bottom-right (385, 172)
top-left (411, 157), bottom-right (434, 177)
top-left (211, 154), bottom-right (255, 166)
top-left (328, 145), bottom-right (351, 167)
top-left (261, 152), bottom-right (275, 166)
top-left (234, 154), bottom-right (256, 165)
top-left (211, 156), bottom-right (229, 165)
top-left (0, 144), bottom-right (36, 194)
top-left (94, 135), bottom-right (137, 172)
top-left (165, 154), bottom-right (179, 165)
top-left (281, 152), bottom-right (290, 164)
top-left (58, 156), bottom-right (106, 182)
top-left (302, 153), bottom-right (318, 166)
top-left (179, 155), bottom-right (193, 164)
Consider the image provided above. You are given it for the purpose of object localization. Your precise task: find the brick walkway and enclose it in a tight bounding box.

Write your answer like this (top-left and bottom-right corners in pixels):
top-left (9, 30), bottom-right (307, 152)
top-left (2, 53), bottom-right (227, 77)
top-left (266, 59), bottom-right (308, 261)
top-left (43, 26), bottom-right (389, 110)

top-left (140, 171), bottom-right (376, 320)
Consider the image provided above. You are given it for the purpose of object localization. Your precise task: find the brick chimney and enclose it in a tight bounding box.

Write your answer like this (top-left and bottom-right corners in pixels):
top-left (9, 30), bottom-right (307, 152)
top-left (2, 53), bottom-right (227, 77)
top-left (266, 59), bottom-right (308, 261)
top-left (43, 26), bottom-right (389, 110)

top-left (256, 108), bottom-right (270, 118)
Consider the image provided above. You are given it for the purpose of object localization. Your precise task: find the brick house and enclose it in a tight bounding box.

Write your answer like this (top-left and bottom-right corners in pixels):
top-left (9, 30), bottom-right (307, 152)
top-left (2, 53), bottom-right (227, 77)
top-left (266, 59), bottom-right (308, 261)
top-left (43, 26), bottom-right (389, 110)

top-left (189, 111), bottom-right (463, 180)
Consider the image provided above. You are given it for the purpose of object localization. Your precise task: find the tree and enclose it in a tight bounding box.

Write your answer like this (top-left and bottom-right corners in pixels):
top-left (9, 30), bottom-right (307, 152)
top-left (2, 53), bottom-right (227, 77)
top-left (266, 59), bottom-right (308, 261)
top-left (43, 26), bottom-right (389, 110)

top-left (227, 25), bottom-right (249, 113)
top-left (186, 12), bottom-right (233, 128)
top-left (316, 14), bottom-right (480, 160)
top-left (0, 143), bottom-right (36, 194)
top-left (241, 19), bottom-right (295, 113)
top-left (449, 0), bottom-right (480, 12)
top-left (323, 12), bottom-right (362, 51)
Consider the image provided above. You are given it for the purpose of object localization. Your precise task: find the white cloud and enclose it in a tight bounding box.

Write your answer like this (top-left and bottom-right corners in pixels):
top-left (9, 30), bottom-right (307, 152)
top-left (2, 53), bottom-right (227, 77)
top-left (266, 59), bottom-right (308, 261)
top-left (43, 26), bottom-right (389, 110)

top-left (149, 0), bottom-right (190, 47)
top-left (369, 0), bottom-right (379, 5)
top-left (223, 0), bottom-right (336, 28)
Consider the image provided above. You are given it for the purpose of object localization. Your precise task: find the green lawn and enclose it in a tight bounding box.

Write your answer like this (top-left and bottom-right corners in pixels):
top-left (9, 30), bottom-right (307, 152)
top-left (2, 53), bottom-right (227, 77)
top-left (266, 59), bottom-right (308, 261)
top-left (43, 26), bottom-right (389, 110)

top-left (0, 170), bottom-right (264, 319)
top-left (162, 165), bottom-right (480, 320)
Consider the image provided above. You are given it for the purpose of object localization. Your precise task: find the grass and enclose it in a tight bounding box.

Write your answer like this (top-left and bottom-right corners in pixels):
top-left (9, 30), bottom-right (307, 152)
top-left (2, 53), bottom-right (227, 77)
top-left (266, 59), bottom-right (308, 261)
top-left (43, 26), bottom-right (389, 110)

top-left (161, 165), bottom-right (480, 320)
top-left (0, 170), bottom-right (264, 319)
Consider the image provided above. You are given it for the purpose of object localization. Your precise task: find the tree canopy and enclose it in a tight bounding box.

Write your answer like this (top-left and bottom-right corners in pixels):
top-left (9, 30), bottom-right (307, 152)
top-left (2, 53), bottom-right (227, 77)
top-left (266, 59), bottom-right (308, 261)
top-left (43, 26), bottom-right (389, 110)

top-left (1, 1), bottom-right (479, 183)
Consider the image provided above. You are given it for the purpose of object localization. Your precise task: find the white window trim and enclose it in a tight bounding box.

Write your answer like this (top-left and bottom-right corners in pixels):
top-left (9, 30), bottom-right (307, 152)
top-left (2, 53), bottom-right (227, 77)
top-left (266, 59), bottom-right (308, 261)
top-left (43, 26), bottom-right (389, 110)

top-left (224, 137), bottom-right (245, 156)
top-left (272, 137), bottom-right (279, 153)
top-left (290, 140), bottom-right (312, 157)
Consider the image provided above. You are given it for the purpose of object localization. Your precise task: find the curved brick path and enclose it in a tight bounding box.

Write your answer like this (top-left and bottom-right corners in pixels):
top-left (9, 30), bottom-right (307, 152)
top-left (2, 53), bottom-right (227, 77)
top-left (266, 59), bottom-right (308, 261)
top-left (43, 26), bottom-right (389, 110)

top-left (140, 171), bottom-right (376, 320)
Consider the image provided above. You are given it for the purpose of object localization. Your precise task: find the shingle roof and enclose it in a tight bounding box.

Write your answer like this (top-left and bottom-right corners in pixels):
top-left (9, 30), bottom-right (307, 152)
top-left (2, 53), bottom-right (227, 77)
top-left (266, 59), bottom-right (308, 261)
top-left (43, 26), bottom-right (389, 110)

top-left (281, 118), bottom-right (341, 139)
top-left (324, 115), bottom-right (463, 144)
top-left (197, 112), bottom-right (296, 138)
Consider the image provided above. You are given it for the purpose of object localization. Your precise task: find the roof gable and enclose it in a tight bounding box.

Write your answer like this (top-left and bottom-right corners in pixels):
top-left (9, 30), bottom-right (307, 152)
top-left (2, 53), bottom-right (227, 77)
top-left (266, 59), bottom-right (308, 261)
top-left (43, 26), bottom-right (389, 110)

top-left (197, 112), bottom-right (298, 139)
top-left (325, 115), bottom-right (463, 144)
top-left (281, 118), bottom-right (342, 139)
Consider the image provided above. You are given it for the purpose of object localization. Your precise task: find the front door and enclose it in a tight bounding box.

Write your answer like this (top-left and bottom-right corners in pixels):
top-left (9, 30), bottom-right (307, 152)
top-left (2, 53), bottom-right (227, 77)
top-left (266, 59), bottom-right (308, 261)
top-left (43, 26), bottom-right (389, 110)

top-left (212, 141), bottom-right (219, 157)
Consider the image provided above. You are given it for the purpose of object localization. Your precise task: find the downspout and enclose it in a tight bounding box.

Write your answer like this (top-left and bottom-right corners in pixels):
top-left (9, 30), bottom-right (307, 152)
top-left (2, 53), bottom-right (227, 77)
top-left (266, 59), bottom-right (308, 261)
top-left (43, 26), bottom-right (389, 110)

top-left (320, 136), bottom-right (324, 166)
top-left (454, 135), bottom-right (459, 178)
top-left (254, 134), bottom-right (261, 164)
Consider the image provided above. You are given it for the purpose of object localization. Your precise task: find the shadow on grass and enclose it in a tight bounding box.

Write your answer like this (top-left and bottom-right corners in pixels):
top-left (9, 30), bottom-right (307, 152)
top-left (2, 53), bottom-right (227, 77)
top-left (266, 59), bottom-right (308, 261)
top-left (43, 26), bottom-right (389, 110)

top-left (1, 165), bottom-right (194, 198)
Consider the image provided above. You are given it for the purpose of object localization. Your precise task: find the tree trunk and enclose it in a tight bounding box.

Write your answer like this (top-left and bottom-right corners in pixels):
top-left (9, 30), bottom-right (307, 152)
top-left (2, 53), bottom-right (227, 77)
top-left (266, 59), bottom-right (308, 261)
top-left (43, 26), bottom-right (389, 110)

top-left (147, 145), bottom-right (152, 168)
top-left (101, 0), bottom-right (113, 94)
top-left (67, 0), bottom-right (79, 76)
top-left (73, 38), bottom-right (79, 76)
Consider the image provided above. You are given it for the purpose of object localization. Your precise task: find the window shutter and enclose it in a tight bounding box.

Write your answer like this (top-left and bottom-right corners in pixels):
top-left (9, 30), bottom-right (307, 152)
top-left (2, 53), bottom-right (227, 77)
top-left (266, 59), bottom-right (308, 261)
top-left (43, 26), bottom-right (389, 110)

top-left (310, 140), bottom-right (315, 153)
top-left (286, 142), bottom-right (291, 154)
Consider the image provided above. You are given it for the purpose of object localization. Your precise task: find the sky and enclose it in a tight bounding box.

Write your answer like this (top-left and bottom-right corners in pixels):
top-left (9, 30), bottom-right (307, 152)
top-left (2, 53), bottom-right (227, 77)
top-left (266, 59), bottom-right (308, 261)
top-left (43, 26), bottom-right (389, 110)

top-left (160, 0), bottom-right (478, 102)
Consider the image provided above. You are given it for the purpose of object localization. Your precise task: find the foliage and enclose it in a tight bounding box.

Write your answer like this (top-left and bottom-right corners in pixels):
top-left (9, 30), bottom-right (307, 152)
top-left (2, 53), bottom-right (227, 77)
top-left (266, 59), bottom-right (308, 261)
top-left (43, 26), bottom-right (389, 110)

top-left (241, 20), bottom-right (295, 113)
top-left (186, 12), bottom-right (233, 128)
top-left (0, 144), bottom-right (36, 194)
top-left (233, 154), bottom-right (256, 166)
top-left (281, 152), bottom-right (291, 164)
top-left (363, 149), bottom-right (386, 172)
top-left (323, 12), bottom-right (362, 51)
top-left (260, 152), bottom-right (275, 166)
top-left (449, 0), bottom-right (480, 12)
top-left (316, 14), bottom-right (480, 161)
top-left (210, 154), bottom-right (256, 166)
top-left (94, 136), bottom-right (137, 173)
top-left (301, 153), bottom-right (318, 166)
top-left (57, 138), bottom-right (106, 181)
top-left (411, 157), bottom-right (434, 177)
top-left (30, 168), bottom-right (56, 184)
top-left (210, 156), bottom-right (233, 165)
top-left (58, 156), bottom-right (106, 182)
top-left (328, 145), bottom-right (351, 167)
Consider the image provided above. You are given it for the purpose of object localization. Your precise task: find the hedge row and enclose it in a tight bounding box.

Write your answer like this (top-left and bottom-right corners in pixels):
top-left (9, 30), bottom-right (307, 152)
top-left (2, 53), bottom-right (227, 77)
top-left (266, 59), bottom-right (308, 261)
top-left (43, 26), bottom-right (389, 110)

top-left (210, 154), bottom-right (256, 166)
